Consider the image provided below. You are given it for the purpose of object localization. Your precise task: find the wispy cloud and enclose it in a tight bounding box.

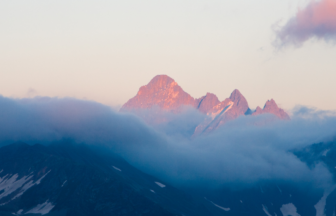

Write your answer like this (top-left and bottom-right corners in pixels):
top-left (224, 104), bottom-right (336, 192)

top-left (274, 0), bottom-right (336, 48)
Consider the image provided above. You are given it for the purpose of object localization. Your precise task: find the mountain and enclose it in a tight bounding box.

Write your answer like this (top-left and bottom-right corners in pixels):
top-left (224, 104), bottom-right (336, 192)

top-left (194, 89), bottom-right (250, 135)
top-left (1, 141), bottom-right (335, 216)
top-left (0, 142), bottom-right (227, 216)
top-left (252, 99), bottom-right (290, 120)
top-left (121, 75), bottom-right (196, 112)
top-left (121, 75), bottom-right (290, 134)
top-left (186, 139), bottom-right (336, 216)
top-left (196, 93), bottom-right (220, 114)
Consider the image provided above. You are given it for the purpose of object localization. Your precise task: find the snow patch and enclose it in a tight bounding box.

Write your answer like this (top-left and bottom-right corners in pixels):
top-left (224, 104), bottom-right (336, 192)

top-left (26, 200), bottom-right (55, 215)
top-left (204, 197), bottom-right (230, 212)
top-left (314, 185), bottom-right (336, 216)
top-left (61, 180), bottom-right (67, 187)
top-left (155, 182), bottom-right (166, 188)
top-left (280, 203), bottom-right (300, 216)
top-left (240, 200), bottom-right (243, 203)
top-left (0, 170), bottom-right (3, 174)
top-left (224, 102), bottom-right (234, 113)
top-left (212, 202), bottom-right (230, 212)
top-left (12, 209), bottom-right (23, 215)
top-left (0, 171), bottom-right (51, 202)
top-left (113, 166), bottom-right (121, 172)
top-left (150, 189), bottom-right (155, 193)
top-left (0, 174), bottom-right (33, 200)
top-left (262, 205), bottom-right (272, 216)
top-left (209, 101), bottom-right (233, 119)
top-left (276, 185), bottom-right (282, 193)
top-left (35, 170), bottom-right (50, 185)
top-left (12, 170), bottom-right (51, 200)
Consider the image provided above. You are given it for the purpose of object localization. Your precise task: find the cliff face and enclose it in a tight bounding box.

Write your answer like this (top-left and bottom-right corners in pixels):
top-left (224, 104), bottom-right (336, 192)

top-left (196, 93), bottom-right (220, 114)
top-left (121, 75), bottom-right (290, 134)
top-left (252, 99), bottom-right (290, 120)
top-left (121, 75), bottom-right (195, 112)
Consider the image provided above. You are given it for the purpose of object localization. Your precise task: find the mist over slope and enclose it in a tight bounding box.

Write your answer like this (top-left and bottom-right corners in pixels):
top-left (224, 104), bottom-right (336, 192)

top-left (0, 95), bottom-right (336, 189)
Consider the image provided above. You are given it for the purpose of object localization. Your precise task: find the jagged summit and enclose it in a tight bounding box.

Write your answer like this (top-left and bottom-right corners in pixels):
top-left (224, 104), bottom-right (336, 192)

top-left (229, 89), bottom-right (243, 101)
top-left (197, 93), bottom-right (220, 114)
top-left (121, 75), bottom-right (290, 133)
top-left (264, 99), bottom-right (277, 109)
top-left (228, 89), bottom-right (250, 117)
top-left (255, 106), bottom-right (263, 112)
top-left (145, 75), bottom-right (175, 90)
top-left (121, 75), bottom-right (195, 111)
top-left (252, 99), bottom-right (290, 120)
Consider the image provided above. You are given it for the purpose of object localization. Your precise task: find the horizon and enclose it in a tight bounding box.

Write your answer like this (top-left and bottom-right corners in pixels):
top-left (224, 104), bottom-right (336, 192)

top-left (0, 73), bottom-right (334, 114)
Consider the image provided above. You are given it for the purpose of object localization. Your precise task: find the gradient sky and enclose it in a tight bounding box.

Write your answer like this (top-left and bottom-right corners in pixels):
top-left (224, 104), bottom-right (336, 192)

top-left (1, 0), bottom-right (335, 111)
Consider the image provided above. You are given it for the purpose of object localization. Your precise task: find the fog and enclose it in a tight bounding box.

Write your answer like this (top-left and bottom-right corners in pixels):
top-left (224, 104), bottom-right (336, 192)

top-left (0, 95), bottom-right (335, 189)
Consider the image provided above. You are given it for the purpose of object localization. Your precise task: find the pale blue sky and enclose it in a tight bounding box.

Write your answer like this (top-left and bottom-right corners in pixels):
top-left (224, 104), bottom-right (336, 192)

top-left (1, 0), bottom-right (335, 111)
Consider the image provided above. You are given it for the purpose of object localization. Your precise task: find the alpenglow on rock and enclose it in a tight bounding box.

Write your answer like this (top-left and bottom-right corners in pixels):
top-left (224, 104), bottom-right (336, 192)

top-left (121, 75), bottom-right (195, 112)
top-left (252, 99), bottom-right (290, 120)
top-left (121, 75), bottom-right (290, 134)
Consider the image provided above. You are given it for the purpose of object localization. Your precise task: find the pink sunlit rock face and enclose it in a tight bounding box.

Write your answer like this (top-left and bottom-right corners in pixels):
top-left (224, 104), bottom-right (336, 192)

top-left (121, 75), bottom-right (290, 135)
top-left (252, 99), bottom-right (290, 120)
top-left (121, 75), bottom-right (195, 112)
top-left (194, 89), bottom-right (251, 135)
top-left (196, 93), bottom-right (220, 114)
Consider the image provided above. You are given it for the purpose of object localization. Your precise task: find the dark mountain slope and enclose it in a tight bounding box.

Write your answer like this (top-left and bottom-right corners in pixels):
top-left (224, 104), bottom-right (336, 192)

top-left (0, 143), bottom-right (222, 216)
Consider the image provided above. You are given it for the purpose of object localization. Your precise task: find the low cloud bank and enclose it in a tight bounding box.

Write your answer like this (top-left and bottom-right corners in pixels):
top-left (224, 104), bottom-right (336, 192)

top-left (0, 96), bottom-right (162, 147)
top-left (274, 0), bottom-right (336, 47)
top-left (0, 96), bottom-right (335, 189)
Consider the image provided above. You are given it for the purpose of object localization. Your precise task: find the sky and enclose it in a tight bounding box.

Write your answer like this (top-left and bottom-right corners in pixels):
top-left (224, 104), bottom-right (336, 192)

top-left (1, 0), bottom-right (336, 110)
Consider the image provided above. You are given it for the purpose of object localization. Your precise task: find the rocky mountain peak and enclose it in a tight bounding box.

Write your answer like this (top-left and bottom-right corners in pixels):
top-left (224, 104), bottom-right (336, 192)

top-left (121, 75), bottom-right (195, 111)
top-left (228, 89), bottom-right (249, 116)
top-left (252, 99), bottom-right (290, 120)
top-left (254, 106), bottom-right (263, 113)
top-left (264, 99), bottom-right (277, 109)
top-left (197, 93), bottom-right (220, 113)
top-left (121, 75), bottom-right (290, 134)
top-left (142, 75), bottom-right (176, 93)
top-left (229, 89), bottom-right (242, 101)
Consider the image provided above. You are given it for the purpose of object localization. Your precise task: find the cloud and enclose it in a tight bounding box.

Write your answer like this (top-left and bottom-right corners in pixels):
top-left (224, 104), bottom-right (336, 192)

top-left (121, 106), bottom-right (206, 138)
top-left (0, 96), bottom-right (335, 190)
top-left (0, 96), bottom-right (162, 147)
top-left (123, 113), bottom-right (336, 189)
top-left (274, 0), bottom-right (336, 47)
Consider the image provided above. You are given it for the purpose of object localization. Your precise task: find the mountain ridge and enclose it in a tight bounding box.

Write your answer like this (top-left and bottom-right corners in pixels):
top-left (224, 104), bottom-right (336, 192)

top-left (121, 75), bottom-right (290, 134)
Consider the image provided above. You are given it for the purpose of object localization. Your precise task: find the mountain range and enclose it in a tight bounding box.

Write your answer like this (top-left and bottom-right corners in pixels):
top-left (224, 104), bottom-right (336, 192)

top-left (121, 75), bottom-right (290, 134)
top-left (1, 140), bottom-right (336, 216)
